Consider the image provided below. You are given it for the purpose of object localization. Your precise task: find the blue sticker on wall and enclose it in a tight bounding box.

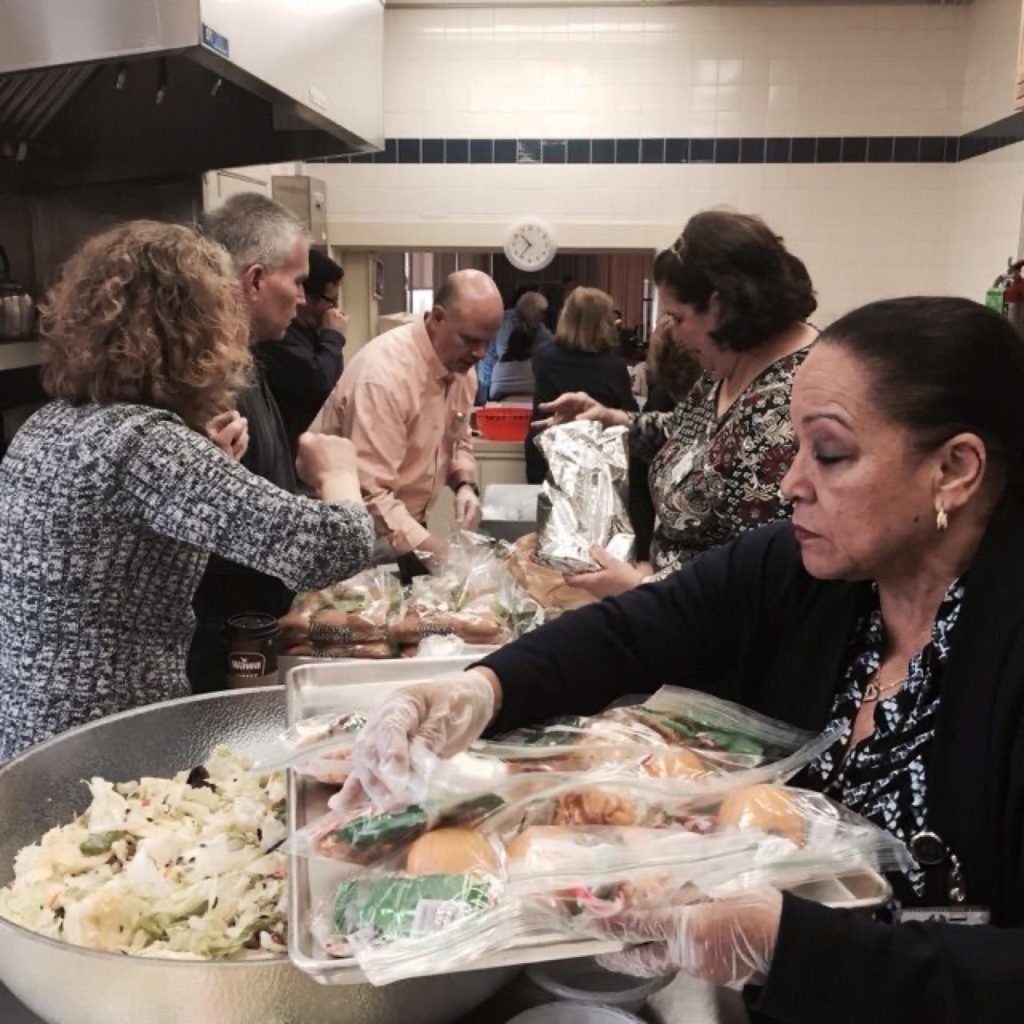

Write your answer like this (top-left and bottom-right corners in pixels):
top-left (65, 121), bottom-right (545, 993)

top-left (201, 23), bottom-right (230, 59)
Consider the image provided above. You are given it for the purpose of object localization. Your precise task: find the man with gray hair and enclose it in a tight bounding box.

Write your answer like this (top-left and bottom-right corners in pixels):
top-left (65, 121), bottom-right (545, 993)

top-left (203, 191), bottom-right (310, 347)
top-left (475, 290), bottom-right (552, 405)
top-left (189, 192), bottom-right (311, 693)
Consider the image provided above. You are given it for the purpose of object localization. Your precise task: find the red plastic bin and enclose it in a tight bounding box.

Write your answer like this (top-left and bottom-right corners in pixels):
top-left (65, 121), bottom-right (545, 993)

top-left (475, 406), bottom-right (533, 442)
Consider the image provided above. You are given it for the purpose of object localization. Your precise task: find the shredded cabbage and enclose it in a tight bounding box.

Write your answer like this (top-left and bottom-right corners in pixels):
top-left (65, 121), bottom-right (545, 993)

top-left (0, 746), bottom-right (288, 960)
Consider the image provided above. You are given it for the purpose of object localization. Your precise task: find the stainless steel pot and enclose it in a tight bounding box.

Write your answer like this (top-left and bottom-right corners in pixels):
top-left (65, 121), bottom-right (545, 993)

top-left (0, 689), bottom-right (515, 1024)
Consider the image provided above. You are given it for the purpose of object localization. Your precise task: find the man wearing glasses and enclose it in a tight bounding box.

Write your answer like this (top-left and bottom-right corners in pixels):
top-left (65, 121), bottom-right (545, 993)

top-left (256, 248), bottom-right (348, 457)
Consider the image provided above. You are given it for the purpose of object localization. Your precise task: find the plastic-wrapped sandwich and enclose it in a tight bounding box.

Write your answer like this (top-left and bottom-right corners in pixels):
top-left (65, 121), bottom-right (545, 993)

top-left (304, 778), bottom-right (910, 984)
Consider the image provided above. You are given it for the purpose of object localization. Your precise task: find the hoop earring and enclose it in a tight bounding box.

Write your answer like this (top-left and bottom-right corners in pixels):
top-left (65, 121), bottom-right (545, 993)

top-left (936, 507), bottom-right (949, 532)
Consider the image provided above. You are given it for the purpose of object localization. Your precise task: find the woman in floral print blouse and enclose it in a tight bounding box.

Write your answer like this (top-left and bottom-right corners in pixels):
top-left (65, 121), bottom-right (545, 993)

top-left (537, 210), bottom-right (818, 598)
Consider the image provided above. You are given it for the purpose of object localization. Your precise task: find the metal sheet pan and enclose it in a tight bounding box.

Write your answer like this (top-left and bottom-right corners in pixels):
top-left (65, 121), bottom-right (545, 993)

top-left (286, 658), bottom-right (622, 986)
top-left (285, 660), bottom-right (891, 986)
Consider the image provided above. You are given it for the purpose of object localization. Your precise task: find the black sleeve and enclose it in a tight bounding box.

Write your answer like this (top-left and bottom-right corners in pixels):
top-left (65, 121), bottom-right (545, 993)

top-left (480, 521), bottom-right (799, 734)
top-left (614, 357), bottom-right (638, 412)
top-left (526, 349), bottom-right (555, 483)
top-left (530, 347), bottom-right (558, 413)
top-left (751, 894), bottom-right (1024, 1024)
top-left (258, 329), bottom-right (344, 406)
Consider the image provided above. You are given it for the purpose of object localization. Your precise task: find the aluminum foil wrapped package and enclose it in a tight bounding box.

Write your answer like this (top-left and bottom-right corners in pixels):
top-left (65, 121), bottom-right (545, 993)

top-left (534, 420), bottom-right (635, 573)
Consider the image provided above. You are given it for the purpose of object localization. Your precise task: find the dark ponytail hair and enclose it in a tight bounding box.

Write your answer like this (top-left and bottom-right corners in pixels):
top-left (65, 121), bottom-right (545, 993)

top-left (652, 210), bottom-right (817, 353)
top-left (820, 296), bottom-right (1024, 490)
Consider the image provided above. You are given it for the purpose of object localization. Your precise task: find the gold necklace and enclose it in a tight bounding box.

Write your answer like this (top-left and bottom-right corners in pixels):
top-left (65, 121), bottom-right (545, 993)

top-left (863, 670), bottom-right (906, 703)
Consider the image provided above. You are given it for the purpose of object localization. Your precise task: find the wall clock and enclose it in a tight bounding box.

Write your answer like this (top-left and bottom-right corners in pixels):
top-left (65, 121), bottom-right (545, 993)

top-left (503, 217), bottom-right (557, 272)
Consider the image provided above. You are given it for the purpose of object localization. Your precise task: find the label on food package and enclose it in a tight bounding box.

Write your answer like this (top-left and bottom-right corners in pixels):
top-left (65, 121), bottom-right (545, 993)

top-left (229, 652), bottom-right (267, 678)
top-left (411, 898), bottom-right (468, 936)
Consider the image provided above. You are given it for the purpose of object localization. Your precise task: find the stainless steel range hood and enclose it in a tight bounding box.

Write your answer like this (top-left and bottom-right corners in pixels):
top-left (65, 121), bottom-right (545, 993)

top-left (0, 0), bottom-right (384, 190)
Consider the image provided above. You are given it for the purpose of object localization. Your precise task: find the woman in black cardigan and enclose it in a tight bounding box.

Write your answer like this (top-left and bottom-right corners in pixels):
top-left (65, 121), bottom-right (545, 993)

top-left (344, 296), bottom-right (1024, 1023)
top-left (525, 286), bottom-right (636, 484)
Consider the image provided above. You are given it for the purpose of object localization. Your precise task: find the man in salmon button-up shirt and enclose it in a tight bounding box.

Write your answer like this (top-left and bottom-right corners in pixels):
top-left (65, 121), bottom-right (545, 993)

top-left (311, 269), bottom-right (503, 569)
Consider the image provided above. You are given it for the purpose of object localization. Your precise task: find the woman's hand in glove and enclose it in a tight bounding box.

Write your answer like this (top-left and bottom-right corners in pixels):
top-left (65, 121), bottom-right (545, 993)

top-left (336, 668), bottom-right (498, 811)
top-left (455, 483), bottom-right (482, 529)
top-left (595, 889), bottom-right (783, 990)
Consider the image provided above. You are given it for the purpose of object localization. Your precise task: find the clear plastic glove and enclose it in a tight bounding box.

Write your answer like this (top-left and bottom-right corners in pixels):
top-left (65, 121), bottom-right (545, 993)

top-left (563, 546), bottom-right (648, 599)
top-left (455, 484), bottom-right (482, 529)
top-left (336, 669), bottom-right (496, 811)
top-left (595, 888), bottom-right (783, 990)
top-left (533, 391), bottom-right (631, 431)
top-left (205, 410), bottom-right (249, 461)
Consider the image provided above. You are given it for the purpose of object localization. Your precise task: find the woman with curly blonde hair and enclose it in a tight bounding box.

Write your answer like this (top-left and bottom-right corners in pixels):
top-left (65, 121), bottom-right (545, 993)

top-left (0, 221), bottom-right (374, 760)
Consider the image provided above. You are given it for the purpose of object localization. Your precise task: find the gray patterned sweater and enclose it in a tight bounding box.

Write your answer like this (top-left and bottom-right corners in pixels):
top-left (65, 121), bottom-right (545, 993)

top-left (0, 401), bottom-right (375, 760)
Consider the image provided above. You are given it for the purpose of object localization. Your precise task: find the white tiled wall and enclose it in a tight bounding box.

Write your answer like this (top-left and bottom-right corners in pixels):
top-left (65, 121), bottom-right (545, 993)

top-left (314, 0), bottom-right (1024, 328)
top-left (318, 160), bottom-right (954, 327)
top-left (384, 5), bottom-right (966, 138)
top-left (960, 0), bottom-right (1021, 132)
top-left (947, 0), bottom-right (1024, 301)
top-left (947, 141), bottom-right (1024, 301)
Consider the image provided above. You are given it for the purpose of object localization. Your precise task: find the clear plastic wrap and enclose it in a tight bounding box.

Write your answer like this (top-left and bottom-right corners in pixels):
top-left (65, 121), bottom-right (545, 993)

top-left (321, 873), bottom-right (507, 961)
top-left (329, 781), bottom-right (910, 984)
top-left (279, 569), bottom-right (402, 660)
top-left (509, 784), bottom-right (913, 928)
top-left (248, 710), bottom-right (367, 775)
top-left (392, 533), bottom-right (513, 654)
top-left (503, 534), bottom-right (595, 614)
top-left (493, 567), bottom-right (549, 641)
top-left (292, 789), bottom-right (514, 868)
top-left (476, 686), bottom-right (835, 788)
top-left (266, 686), bottom-right (831, 800)
top-left (534, 421), bottom-right (635, 573)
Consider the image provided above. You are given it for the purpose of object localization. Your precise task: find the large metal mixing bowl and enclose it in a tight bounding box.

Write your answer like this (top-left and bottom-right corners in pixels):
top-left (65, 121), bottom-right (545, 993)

top-left (0, 689), bottom-right (515, 1024)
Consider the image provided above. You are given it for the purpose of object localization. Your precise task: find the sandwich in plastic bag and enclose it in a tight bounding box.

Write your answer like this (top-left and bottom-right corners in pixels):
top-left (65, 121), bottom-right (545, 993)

top-left (330, 780), bottom-right (910, 984)
top-left (279, 570), bottom-right (401, 659)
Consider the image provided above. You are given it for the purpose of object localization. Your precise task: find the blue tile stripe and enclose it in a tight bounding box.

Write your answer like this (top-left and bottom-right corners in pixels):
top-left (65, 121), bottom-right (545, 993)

top-left (314, 134), bottom-right (960, 165)
top-left (310, 113), bottom-right (1024, 166)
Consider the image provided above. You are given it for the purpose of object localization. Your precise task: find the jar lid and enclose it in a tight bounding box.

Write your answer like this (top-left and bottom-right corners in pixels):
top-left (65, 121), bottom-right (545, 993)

top-left (225, 612), bottom-right (281, 639)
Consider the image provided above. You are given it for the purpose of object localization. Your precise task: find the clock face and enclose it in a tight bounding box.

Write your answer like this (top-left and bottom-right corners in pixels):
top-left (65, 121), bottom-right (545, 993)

top-left (504, 219), bottom-right (557, 272)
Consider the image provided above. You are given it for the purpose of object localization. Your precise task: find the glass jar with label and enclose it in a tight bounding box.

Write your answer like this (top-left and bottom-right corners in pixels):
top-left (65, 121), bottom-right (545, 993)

top-left (224, 613), bottom-right (281, 688)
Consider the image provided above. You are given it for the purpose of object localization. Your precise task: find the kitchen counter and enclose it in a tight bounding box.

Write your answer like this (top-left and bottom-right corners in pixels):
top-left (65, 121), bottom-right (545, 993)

top-left (473, 436), bottom-right (528, 489)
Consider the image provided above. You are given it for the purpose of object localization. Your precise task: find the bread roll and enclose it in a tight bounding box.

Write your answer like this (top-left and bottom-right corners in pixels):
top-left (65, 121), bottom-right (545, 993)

top-left (390, 610), bottom-right (424, 644)
top-left (404, 827), bottom-right (499, 877)
top-left (452, 613), bottom-right (504, 643)
top-left (715, 784), bottom-right (805, 844)
top-left (310, 608), bottom-right (387, 644)
top-left (643, 747), bottom-right (707, 779)
top-left (279, 610), bottom-right (313, 645)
